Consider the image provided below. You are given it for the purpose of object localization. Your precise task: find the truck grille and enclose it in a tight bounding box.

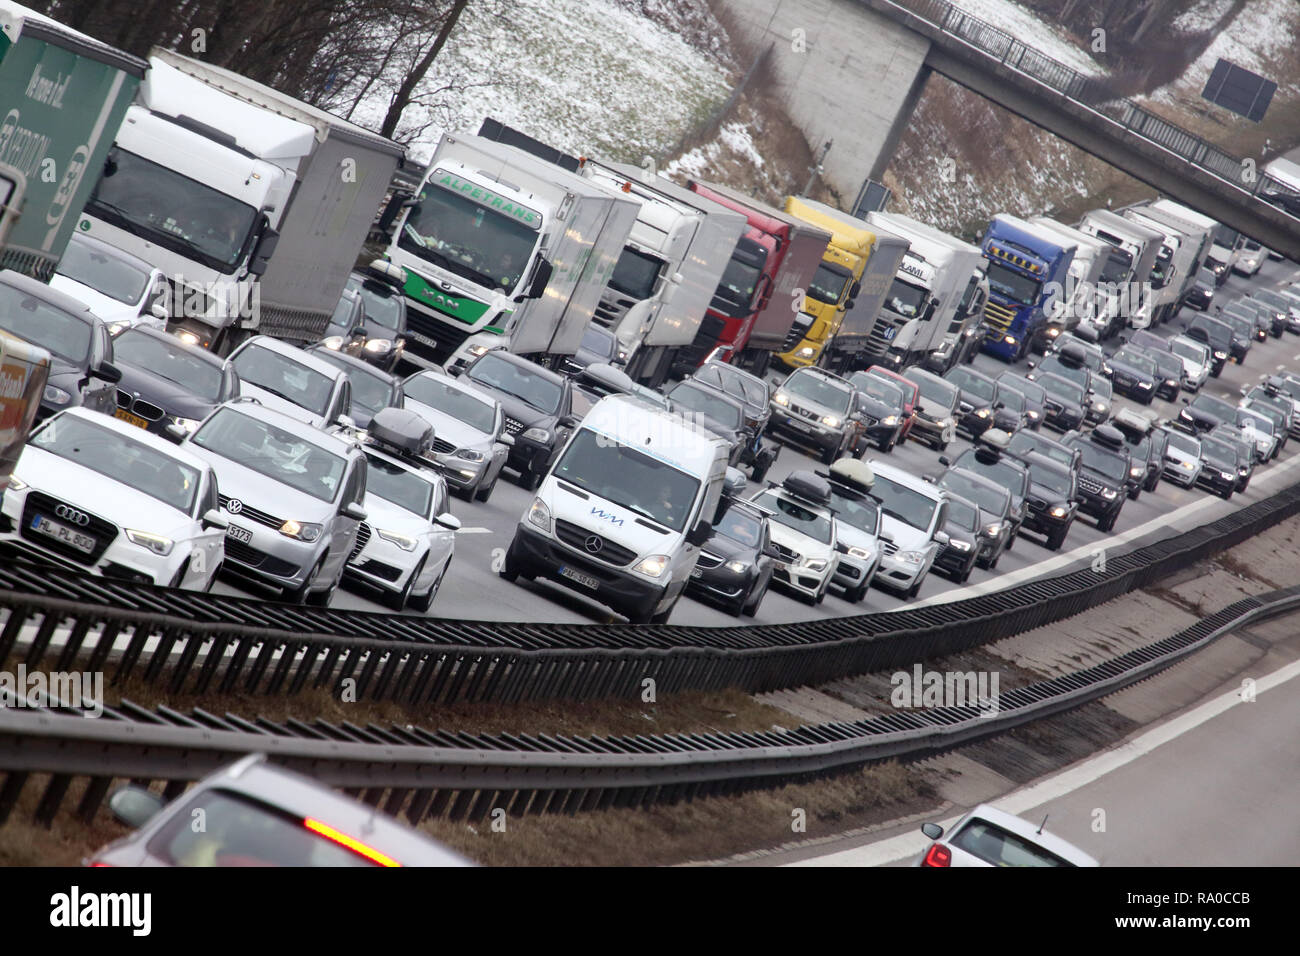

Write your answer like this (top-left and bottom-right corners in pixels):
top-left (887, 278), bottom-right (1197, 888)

top-left (554, 520), bottom-right (638, 567)
top-left (866, 315), bottom-right (903, 360)
top-left (405, 305), bottom-right (469, 365)
top-left (983, 300), bottom-right (1016, 333)
top-left (593, 291), bottom-right (636, 329)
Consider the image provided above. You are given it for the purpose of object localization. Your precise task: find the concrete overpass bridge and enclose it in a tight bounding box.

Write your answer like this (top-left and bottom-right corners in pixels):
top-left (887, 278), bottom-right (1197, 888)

top-left (720, 0), bottom-right (1300, 258)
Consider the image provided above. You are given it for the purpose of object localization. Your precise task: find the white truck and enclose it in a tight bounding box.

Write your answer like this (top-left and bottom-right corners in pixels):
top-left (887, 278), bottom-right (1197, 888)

top-left (579, 159), bottom-right (746, 389)
top-left (1029, 217), bottom-right (1115, 340)
top-left (79, 49), bottom-right (404, 354)
top-left (863, 211), bottom-right (984, 372)
top-left (384, 133), bottom-right (638, 373)
top-left (1122, 205), bottom-right (1207, 322)
top-left (1147, 199), bottom-right (1230, 286)
top-left (1076, 209), bottom-right (1163, 331)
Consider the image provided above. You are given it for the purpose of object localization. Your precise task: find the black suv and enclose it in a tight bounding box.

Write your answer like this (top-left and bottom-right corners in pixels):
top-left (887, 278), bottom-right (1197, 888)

top-left (1037, 372), bottom-right (1087, 432)
top-left (1019, 452), bottom-right (1078, 551)
top-left (689, 361), bottom-right (780, 481)
top-left (944, 365), bottom-right (1000, 439)
top-left (1064, 425), bottom-right (1131, 532)
top-left (946, 437), bottom-right (1031, 546)
top-left (1106, 345), bottom-right (1159, 405)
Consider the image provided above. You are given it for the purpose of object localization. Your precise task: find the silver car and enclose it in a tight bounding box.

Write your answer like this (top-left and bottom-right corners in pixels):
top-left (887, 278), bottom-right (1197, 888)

top-left (183, 401), bottom-right (368, 605)
top-left (90, 754), bottom-right (471, 867)
top-left (403, 369), bottom-right (512, 502)
top-left (228, 335), bottom-right (354, 429)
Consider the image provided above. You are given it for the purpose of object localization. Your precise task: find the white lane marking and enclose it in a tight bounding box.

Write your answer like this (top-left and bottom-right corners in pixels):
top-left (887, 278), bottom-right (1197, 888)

top-left (908, 451), bottom-right (1300, 609)
top-left (786, 656), bottom-right (1300, 866)
top-left (456, 527), bottom-right (494, 534)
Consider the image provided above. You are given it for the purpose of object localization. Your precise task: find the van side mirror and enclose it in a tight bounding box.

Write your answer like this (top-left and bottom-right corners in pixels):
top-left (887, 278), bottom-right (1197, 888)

top-left (526, 257), bottom-right (553, 299)
top-left (687, 520), bottom-right (712, 547)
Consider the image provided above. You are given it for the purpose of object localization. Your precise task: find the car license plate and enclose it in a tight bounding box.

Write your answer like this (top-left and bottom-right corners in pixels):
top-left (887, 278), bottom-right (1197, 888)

top-left (114, 408), bottom-right (149, 429)
top-left (786, 418), bottom-right (812, 432)
top-left (558, 565), bottom-right (599, 590)
top-left (408, 331), bottom-right (438, 350)
top-left (30, 514), bottom-right (95, 554)
top-left (226, 524), bottom-right (253, 544)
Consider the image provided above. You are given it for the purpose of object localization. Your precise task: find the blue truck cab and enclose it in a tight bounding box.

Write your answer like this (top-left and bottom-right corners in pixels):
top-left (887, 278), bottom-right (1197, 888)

top-left (980, 215), bottom-right (1075, 362)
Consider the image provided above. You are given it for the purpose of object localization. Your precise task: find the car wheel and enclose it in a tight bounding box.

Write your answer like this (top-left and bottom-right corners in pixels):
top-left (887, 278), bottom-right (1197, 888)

top-left (1046, 526), bottom-right (1067, 551)
top-left (959, 558), bottom-right (974, 584)
top-left (1004, 529), bottom-right (1014, 552)
top-left (1098, 509), bottom-right (1118, 533)
top-left (410, 558), bottom-right (448, 613)
top-left (750, 457), bottom-right (771, 484)
top-left (878, 433), bottom-right (895, 453)
top-left (285, 556), bottom-right (327, 604)
top-left (387, 555), bottom-right (424, 611)
top-left (1144, 472), bottom-right (1160, 493)
top-left (1127, 484), bottom-right (1140, 501)
top-left (990, 547), bottom-right (1001, 570)
top-left (474, 474), bottom-right (498, 503)
top-left (649, 601), bottom-right (676, 625)
top-left (904, 577), bottom-right (923, 599)
top-left (741, 580), bottom-right (767, 617)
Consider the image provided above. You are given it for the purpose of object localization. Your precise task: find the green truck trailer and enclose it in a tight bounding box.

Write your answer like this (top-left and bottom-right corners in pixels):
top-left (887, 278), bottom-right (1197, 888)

top-left (0, 2), bottom-right (145, 279)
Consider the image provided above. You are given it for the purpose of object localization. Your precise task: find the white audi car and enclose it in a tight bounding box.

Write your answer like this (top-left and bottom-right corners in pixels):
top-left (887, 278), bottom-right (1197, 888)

top-left (0, 408), bottom-right (226, 589)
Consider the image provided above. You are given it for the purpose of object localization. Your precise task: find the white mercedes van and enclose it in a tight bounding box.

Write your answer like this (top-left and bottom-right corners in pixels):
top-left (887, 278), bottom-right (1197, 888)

top-left (502, 395), bottom-right (729, 624)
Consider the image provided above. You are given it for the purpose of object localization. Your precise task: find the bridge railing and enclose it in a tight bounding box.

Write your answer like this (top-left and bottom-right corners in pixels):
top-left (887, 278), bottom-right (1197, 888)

top-left (884, 0), bottom-right (1300, 219)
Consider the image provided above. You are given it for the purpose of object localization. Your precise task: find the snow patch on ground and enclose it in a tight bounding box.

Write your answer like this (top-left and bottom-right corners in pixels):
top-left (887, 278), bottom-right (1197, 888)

top-left (664, 122), bottom-right (762, 179)
top-left (1173, 0), bottom-right (1235, 33)
top-left (947, 0), bottom-right (1105, 76)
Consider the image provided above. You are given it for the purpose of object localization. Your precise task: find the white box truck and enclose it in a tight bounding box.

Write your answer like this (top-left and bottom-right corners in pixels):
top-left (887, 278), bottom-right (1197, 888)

top-left (580, 160), bottom-right (746, 388)
top-left (79, 49), bottom-right (405, 354)
top-left (385, 133), bottom-right (638, 373)
top-left (1077, 209), bottom-right (1163, 331)
top-left (1028, 217), bottom-right (1114, 341)
top-left (1122, 205), bottom-right (1205, 322)
top-left (863, 211), bottom-right (984, 372)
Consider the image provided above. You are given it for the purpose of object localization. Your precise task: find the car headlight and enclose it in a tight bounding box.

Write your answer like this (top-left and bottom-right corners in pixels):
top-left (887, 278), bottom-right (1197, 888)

top-left (279, 519), bottom-right (323, 542)
top-left (1137, 381), bottom-right (1153, 390)
top-left (725, 560), bottom-right (748, 574)
top-left (7, 476), bottom-right (26, 491)
top-left (802, 556), bottom-right (829, 571)
top-left (848, 546), bottom-right (871, 560)
top-left (1093, 402), bottom-right (1105, 413)
top-left (322, 335), bottom-right (346, 351)
top-left (1180, 460), bottom-right (1194, 470)
top-left (1214, 350), bottom-right (1228, 359)
top-left (377, 528), bottom-right (417, 551)
top-left (1239, 466), bottom-right (1249, 476)
top-left (950, 539), bottom-right (971, 551)
top-left (526, 497), bottom-right (551, 533)
top-left (107, 320), bottom-right (130, 337)
top-left (1220, 470), bottom-right (1235, 480)
top-left (454, 448), bottom-right (485, 462)
top-left (975, 408), bottom-right (991, 418)
top-left (1129, 465), bottom-right (1143, 478)
top-left (522, 426), bottom-right (551, 443)
top-left (773, 391), bottom-right (790, 407)
top-left (635, 554), bottom-right (670, 577)
top-left (176, 330), bottom-right (202, 347)
top-left (364, 338), bottom-right (393, 354)
top-left (1027, 410), bottom-right (1040, 420)
top-left (881, 415), bottom-right (899, 427)
top-left (125, 529), bottom-right (174, 556)
top-left (616, 349), bottom-right (629, 363)
top-left (1046, 327), bottom-right (1061, 338)
top-left (821, 415), bottom-right (841, 428)
top-left (1101, 364), bottom-right (1112, 376)
top-left (169, 416), bottom-right (201, 436)
top-left (1049, 506), bottom-right (1067, 518)
top-left (898, 550), bottom-right (925, 564)
top-left (43, 385), bottom-right (71, 405)
top-left (981, 522), bottom-right (1002, 537)
top-left (1101, 487), bottom-right (1118, 500)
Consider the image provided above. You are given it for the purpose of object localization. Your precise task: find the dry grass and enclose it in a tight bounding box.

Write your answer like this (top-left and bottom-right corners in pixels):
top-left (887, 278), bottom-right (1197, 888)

top-left (0, 773), bottom-right (132, 867)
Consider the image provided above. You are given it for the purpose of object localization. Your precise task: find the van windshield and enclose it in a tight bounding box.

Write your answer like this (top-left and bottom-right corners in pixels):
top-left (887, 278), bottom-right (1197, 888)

top-left (553, 429), bottom-right (700, 532)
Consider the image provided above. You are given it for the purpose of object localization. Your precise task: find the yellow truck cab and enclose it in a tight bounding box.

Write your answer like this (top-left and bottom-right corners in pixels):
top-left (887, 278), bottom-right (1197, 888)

top-left (777, 196), bottom-right (874, 369)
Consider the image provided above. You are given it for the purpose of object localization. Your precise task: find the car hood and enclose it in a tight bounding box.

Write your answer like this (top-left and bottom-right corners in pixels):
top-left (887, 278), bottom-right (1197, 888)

top-left (915, 397), bottom-right (953, 420)
top-left (184, 446), bottom-right (336, 523)
top-left (547, 479), bottom-right (681, 557)
top-left (858, 396), bottom-right (897, 420)
top-left (47, 276), bottom-right (139, 324)
top-left (239, 382), bottom-right (327, 428)
top-left (469, 384), bottom-right (555, 429)
top-left (780, 393), bottom-right (845, 420)
top-left (878, 514), bottom-right (931, 552)
top-left (115, 363), bottom-right (218, 419)
top-left (15, 446), bottom-right (195, 538)
top-left (404, 398), bottom-right (492, 449)
top-left (834, 522), bottom-right (878, 552)
top-left (699, 533), bottom-right (754, 563)
top-left (361, 494), bottom-right (431, 536)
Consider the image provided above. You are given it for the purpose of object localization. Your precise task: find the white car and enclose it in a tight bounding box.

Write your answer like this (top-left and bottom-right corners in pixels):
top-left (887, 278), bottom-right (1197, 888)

top-left (1160, 428), bottom-right (1203, 488)
top-left (49, 233), bottom-right (169, 336)
top-left (1167, 335), bottom-right (1210, 392)
top-left (345, 409), bottom-right (460, 611)
top-left (749, 473), bottom-right (839, 605)
top-left (0, 408), bottom-right (226, 589)
top-left (916, 803), bottom-right (1099, 867)
top-left (227, 335), bottom-right (353, 429)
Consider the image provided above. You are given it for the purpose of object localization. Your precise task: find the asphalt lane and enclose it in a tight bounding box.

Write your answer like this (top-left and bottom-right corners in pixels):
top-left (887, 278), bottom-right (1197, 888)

top-left (212, 256), bottom-right (1300, 626)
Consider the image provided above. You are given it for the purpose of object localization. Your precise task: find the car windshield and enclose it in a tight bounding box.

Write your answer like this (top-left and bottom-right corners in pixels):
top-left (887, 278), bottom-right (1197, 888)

top-left (364, 453), bottom-right (433, 517)
top-left (232, 345), bottom-right (335, 417)
top-left (807, 262), bottom-right (852, 305)
top-left (1237, 409), bottom-right (1274, 434)
top-left (958, 454), bottom-right (1028, 497)
top-left (1040, 374), bottom-right (1084, 405)
top-left (345, 278), bottom-right (404, 335)
top-left (998, 386), bottom-right (1025, 411)
top-left (148, 789), bottom-right (379, 867)
top-left (31, 414), bottom-right (201, 515)
top-left (1200, 437), bottom-right (1236, 467)
top-left (1000, 375), bottom-right (1043, 404)
top-left (1073, 441), bottom-right (1128, 481)
top-left (782, 371), bottom-right (852, 414)
top-left (55, 239), bottom-right (150, 304)
top-left (947, 368), bottom-right (995, 402)
top-left (1039, 357), bottom-right (1088, 388)
top-left (849, 374), bottom-right (904, 407)
top-left (403, 374), bottom-right (496, 433)
top-left (715, 507), bottom-right (763, 547)
top-left (829, 489), bottom-right (879, 534)
top-left (466, 353), bottom-right (562, 414)
top-left (914, 374), bottom-right (958, 407)
top-left (1032, 464), bottom-right (1072, 497)
top-left (312, 352), bottom-right (393, 418)
top-left (1090, 377), bottom-right (1112, 399)
top-left (940, 471), bottom-right (1007, 514)
top-left (669, 384), bottom-right (742, 429)
top-left (192, 407), bottom-right (346, 503)
top-left (1170, 339), bottom-right (1207, 364)
top-left (951, 819), bottom-right (1071, 867)
top-left (755, 490), bottom-right (833, 544)
top-left (0, 284), bottom-right (93, 365)
top-left (1166, 431), bottom-right (1200, 456)
top-left (871, 473), bottom-right (938, 531)
top-left (1114, 348), bottom-right (1156, 375)
top-left (553, 429), bottom-right (699, 532)
top-left (114, 330), bottom-right (226, 402)
top-left (985, 261), bottom-right (1041, 306)
top-left (1192, 394), bottom-right (1237, 421)
top-left (946, 496), bottom-right (979, 532)
top-left (400, 171), bottom-right (539, 292)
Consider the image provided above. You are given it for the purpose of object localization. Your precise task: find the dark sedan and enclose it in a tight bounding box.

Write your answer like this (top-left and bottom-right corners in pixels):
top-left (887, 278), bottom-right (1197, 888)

top-left (1106, 346), bottom-right (1159, 404)
top-left (948, 442), bottom-right (1031, 545)
top-left (996, 372), bottom-right (1046, 430)
top-left (936, 468), bottom-right (1013, 570)
top-left (1037, 373), bottom-right (1087, 432)
top-left (847, 371), bottom-right (910, 452)
top-left (305, 344), bottom-right (404, 429)
top-left (687, 499), bottom-right (776, 617)
top-left (1136, 347), bottom-right (1182, 402)
top-left (110, 326), bottom-right (240, 441)
top-left (1196, 434), bottom-right (1240, 499)
top-left (1176, 392), bottom-right (1238, 436)
top-left (666, 380), bottom-right (747, 466)
top-left (1019, 452), bottom-right (1077, 551)
top-left (944, 365), bottom-right (999, 439)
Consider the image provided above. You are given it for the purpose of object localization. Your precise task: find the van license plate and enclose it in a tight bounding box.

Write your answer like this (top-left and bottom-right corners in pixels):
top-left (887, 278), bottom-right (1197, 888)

top-left (558, 566), bottom-right (598, 590)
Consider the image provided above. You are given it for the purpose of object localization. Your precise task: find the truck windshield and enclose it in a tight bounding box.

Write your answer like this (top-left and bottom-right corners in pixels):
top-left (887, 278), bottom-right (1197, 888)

top-left (711, 244), bottom-right (766, 318)
top-left (884, 277), bottom-right (928, 319)
top-left (1099, 249), bottom-right (1132, 283)
top-left (55, 239), bottom-right (150, 305)
top-left (782, 371), bottom-right (852, 414)
top-left (88, 148), bottom-right (258, 274)
top-left (609, 247), bottom-right (664, 300)
top-left (401, 177), bottom-right (540, 292)
top-left (807, 263), bottom-right (852, 306)
top-left (0, 286), bottom-right (93, 365)
top-left (985, 262), bottom-right (1041, 307)
top-left (554, 429), bottom-right (700, 532)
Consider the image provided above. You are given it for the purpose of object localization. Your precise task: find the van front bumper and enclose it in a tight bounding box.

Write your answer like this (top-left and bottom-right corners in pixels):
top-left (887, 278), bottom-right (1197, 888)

top-left (507, 524), bottom-right (666, 619)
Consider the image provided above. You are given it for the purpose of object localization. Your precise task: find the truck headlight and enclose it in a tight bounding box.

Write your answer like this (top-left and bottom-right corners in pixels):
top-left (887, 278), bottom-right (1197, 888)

top-left (125, 529), bottom-right (174, 556)
top-left (522, 427), bottom-right (551, 443)
top-left (1004, 335), bottom-right (1017, 345)
top-left (795, 346), bottom-right (816, 360)
top-left (279, 520), bottom-right (323, 543)
top-left (467, 343), bottom-right (493, 358)
top-left (7, 476), bottom-right (26, 491)
top-left (364, 338), bottom-right (393, 354)
top-left (526, 497), bottom-right (551, 533)
top-left (377, 529), bottom-right (418, 551)
top-left (43, 385), bottom-right (71, 405)
top-left (635, 554), bottom-right (670, 577)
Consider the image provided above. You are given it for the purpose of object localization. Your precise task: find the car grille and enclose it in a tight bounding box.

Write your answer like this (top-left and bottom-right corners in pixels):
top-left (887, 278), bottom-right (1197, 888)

top-left (790, 403), bottom-right (821, 421)
top-left (115, 390), bottom-right (165, 422)
top-left (1077, 474), bottom-right (1104, 495)
top-left (771, 542), bottom-right (799, 563)
top-left (983, 300), bottom-right (1015, 333)
top-left (219, 495), bottom-right (282, 530)
top-left (881, 539), bottom-right (899, 556)
top-left (430, 437), bottom-right (457, 455)
top-left (20, 492), bottom-right (117, 565)
top-left (349, 522), bottom-right (372, 561)
top-left (222, 538), bottom-right (300, 577)
top-left (696, 551), bottom-right (724, 570)
top-left (554, 519), bottom-right (638, 567)
top-left (503, 417), bottom-right (525, 436)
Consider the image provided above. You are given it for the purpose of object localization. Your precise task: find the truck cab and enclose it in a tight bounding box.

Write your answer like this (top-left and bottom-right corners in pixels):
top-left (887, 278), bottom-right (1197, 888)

top-left (979, 214), bottom-right (1075, 362)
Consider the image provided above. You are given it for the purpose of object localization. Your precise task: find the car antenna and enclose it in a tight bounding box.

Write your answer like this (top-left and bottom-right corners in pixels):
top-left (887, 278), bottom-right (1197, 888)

top-left (1036, 813), bottom-right (1049, 835)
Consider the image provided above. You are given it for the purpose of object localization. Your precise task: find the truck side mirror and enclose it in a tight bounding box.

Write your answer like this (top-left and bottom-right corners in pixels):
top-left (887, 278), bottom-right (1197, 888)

top-left (248, 225), bottom-right (280, 277)
top-left (527, 257), bottom-right (553, 299)
top-left (850, 280), bottom-right (862, 298)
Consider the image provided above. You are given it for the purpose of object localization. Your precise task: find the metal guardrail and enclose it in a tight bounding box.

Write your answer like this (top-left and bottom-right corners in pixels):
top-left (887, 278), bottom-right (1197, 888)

top-left (881, 0), bottom-right (1300, 217)
top-left (3, 475), bottom-right (1300, 711)
top-left (3, 585), bottom-right (1295, 829)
